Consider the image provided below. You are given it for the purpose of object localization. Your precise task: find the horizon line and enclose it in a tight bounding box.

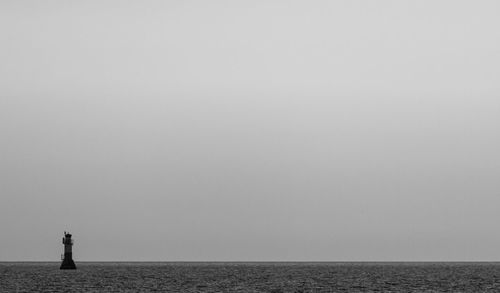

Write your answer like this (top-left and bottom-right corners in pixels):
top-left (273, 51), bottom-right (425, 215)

top-left (3, 260), bottom-right (500, 263)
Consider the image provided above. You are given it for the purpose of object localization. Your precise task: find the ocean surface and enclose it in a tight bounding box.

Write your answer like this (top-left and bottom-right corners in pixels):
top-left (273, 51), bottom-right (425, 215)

top-left (2, 262), bottom-right (500, 292)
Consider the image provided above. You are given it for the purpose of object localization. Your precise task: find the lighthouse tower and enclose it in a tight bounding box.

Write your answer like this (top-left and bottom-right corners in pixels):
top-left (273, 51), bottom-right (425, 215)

top-left (60, 232), bottom-right (76, 270)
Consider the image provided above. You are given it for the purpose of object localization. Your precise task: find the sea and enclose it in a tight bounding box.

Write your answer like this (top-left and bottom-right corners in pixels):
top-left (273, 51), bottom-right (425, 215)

top-left (2, 262), bottom-right (500, 292)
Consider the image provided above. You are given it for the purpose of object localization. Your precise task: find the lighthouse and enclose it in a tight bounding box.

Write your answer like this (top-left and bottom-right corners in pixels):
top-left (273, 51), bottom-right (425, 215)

top-left (60, 232), bottom-right (76, 270)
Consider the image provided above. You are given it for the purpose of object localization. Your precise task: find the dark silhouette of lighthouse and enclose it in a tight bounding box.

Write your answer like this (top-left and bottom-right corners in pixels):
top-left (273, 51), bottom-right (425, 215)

top-left (60, 232), bottom-right (76, 270)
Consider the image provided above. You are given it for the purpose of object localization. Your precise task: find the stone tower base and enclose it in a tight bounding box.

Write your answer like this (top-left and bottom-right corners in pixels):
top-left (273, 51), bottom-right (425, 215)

top-left (60, 253), bottom-right (76, 270)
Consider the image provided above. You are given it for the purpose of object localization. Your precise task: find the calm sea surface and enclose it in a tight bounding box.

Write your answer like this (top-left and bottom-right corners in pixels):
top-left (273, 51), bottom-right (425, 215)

top-left (2, 262), bottom-right (500, 292)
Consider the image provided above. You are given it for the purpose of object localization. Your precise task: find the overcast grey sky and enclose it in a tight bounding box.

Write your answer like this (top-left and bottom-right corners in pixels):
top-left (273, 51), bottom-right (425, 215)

top-left (1, 0), bottom-right (499, 261)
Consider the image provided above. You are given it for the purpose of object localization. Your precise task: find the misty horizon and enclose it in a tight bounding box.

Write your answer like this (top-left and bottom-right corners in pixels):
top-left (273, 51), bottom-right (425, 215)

top-left (1, 0), bottom-right (499, 262)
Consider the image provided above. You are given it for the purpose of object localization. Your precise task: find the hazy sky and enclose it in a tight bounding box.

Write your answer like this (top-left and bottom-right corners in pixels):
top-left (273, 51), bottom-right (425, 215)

top-left (1, 0), bottom-right (499, 261)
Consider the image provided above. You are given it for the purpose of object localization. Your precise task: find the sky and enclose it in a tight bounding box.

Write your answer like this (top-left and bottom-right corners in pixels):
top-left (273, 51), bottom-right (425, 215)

top-left (1, 0), bottom-right (499, 261)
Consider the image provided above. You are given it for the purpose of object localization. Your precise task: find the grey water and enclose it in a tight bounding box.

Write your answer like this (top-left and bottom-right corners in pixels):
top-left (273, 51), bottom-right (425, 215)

top-left (2, 262), bottom-right (500, 292)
